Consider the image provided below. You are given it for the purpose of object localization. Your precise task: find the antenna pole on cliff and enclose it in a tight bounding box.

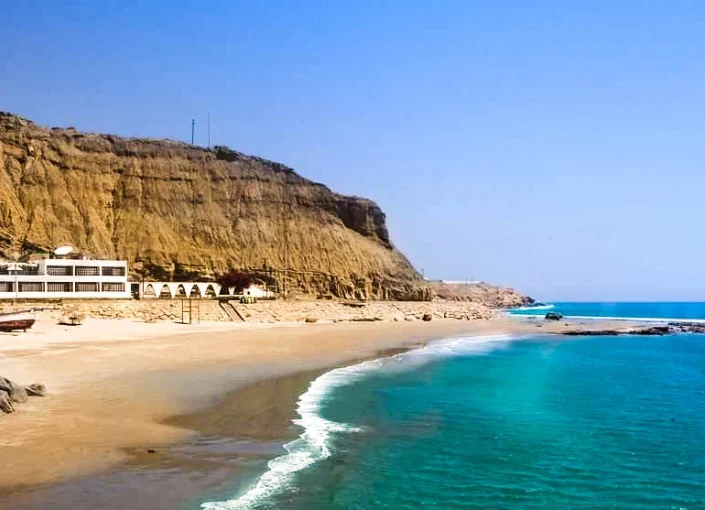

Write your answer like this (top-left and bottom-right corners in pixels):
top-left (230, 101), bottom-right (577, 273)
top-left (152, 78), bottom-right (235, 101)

top-left (191, 119), bottom-right (195, 145)
top-left (207, 111), bottom-right (211, 148)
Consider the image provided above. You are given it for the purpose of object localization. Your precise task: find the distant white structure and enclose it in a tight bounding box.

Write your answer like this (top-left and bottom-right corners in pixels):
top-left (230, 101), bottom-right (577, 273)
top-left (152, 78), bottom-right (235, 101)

top-left (0, 255), bottom-right (276, 301)
top-left (0, 258), bottom-right (130, 299)
top-left (138, 281), bottom-right (220, 299)
top-left (242, 283), bottom-right (274, 299)
top-left (137, 282), bottom-right (273, 299)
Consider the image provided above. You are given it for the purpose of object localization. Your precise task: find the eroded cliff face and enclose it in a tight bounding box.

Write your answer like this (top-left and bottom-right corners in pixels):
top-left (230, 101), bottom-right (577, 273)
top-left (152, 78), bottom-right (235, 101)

top-left (0, 112), bottom-right (424, 299)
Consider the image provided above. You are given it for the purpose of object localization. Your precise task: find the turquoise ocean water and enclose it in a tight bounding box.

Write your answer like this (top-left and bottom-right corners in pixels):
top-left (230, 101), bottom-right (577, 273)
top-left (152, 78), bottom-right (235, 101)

top-left (508, 302), bottom-right (705, 321)
top-left (201, 304), bottom-right (705, 510)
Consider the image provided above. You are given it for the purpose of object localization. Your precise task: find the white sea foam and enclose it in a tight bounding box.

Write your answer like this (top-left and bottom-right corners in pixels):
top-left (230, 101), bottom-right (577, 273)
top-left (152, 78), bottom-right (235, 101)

top-left (200, 333), bottom-right (516, 510)
top-left (507, 307), bottom-right (704, 324)
top-left (512, 304), bottom-right (555, 311)
top-left (550, 315), bottom-right (705, 323)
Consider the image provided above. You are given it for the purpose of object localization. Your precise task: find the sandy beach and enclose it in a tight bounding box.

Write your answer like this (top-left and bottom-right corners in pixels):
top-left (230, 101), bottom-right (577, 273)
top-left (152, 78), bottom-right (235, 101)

top-left (0, 312), bottom-right (643, 508)
top-left (0, 315), bottom-right (529, 492)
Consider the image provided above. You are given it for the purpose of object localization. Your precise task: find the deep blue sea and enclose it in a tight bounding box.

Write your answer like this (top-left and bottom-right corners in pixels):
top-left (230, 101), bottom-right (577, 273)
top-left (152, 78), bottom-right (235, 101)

top-left (202, 304), bottom-right (705, 510)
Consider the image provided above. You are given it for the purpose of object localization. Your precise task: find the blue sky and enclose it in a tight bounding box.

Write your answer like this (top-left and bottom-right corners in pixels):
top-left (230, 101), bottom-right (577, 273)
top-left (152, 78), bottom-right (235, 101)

top-left (2, 1), bottom-right (705, 300)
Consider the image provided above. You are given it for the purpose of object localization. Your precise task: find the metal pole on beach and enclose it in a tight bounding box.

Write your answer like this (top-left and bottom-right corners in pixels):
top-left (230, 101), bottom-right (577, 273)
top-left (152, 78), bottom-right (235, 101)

top-left (8, 264), bottom-right (18, 311)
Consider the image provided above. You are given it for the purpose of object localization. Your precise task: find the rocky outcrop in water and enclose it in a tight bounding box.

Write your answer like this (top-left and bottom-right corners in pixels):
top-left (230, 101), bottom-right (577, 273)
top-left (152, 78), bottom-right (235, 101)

top-left (560, 324), bottom-right (705, 336)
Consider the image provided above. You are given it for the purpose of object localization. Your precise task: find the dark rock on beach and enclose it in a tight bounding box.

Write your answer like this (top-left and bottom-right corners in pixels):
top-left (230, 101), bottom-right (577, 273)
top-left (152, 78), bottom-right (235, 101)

top-left (0, 391), bottom-right (13, 414)
top-left (25, 383), bottom-right (47, 397)
top-left (562, 329), bottom-right (621, 336)
top-left (545, 312), bottom-right (564, 321)
top-left (0, 376), bottom-right (28, 404)
top-left (632, 326), bottom-right (670, 336)
top-left (668, 322), bottom-right (705, 334)
top-left (0, 376), bottom-right (46, 415)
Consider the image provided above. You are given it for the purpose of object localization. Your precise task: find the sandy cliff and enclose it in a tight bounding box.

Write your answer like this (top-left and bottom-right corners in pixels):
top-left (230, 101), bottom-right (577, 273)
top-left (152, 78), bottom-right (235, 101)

top-left (0, 113), bottom-right (424, 299)
top-left (0, 112), bottom-right (532, 305)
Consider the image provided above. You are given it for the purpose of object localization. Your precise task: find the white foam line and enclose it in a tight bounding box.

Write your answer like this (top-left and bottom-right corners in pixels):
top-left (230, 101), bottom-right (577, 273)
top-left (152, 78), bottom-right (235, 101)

top-left (200, 333), bottom-right (518, 510)
top-left (513, 314), bottom-right (705, 323)
top-left (512, 304), bottom-right (555, 311)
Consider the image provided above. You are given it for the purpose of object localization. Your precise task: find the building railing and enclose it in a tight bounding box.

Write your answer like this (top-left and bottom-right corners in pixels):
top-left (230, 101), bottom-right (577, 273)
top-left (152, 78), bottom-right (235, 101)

top-left (0, 259), bottom-right (131, 297)
top-left (47, 282), bottom-right (73, 292)
top-left (101, 267), bottom-right (126, 276)
top-left (0, 267), bottom-right (40, 276)
top-left (75, 266), bottom-right (100, 276)
top-left (75, 282), bottom-right (99, 292)
top-left (47, 266), bottom-right (74, 276)
top-left (102, 282), bottom-right (125, 292)
top-left (19, 282), bottom-right (44, 292)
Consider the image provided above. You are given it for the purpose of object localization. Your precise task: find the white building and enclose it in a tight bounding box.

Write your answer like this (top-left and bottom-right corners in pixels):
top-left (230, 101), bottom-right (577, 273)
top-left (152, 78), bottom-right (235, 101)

top-left (137, 282), bottom-right (274, 299)
top-left (0, 258), bottom-right (130, 299)
top-left (242, 283), bottom-right (274, 299)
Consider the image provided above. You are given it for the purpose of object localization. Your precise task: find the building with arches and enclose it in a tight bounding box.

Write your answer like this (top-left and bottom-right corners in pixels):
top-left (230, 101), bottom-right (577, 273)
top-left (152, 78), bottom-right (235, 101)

top-left (0, 257), bottom-right (274, 300)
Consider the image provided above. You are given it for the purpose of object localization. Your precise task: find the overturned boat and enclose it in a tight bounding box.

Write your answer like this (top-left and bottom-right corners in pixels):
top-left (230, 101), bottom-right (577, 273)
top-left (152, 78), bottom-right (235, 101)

top-left (0, 309), bottom-right (37, 332)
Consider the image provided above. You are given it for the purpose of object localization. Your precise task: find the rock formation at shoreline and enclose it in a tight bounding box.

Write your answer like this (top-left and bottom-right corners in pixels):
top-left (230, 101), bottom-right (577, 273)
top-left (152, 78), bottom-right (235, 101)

top-left (428, 281), bottom-right (534, 308)
top-left (560, 323), bottom-right (705, 336)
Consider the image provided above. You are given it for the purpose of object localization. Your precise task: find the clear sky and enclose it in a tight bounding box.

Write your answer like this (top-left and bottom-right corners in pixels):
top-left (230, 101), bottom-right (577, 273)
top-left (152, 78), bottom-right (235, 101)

top-left (2, 1), bottom-right (705, 301)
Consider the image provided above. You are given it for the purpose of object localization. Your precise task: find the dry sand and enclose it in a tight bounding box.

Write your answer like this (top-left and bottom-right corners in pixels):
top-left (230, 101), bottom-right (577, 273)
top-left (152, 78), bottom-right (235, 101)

top-left (0, 314), bottom-right (637, 496)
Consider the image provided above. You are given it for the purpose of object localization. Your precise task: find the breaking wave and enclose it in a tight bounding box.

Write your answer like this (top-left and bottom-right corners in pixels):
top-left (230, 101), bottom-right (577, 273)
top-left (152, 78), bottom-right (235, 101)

top-left (200, 334), bottom-right (517, 509)
top-left (510, 304), bottom-right (555, 311)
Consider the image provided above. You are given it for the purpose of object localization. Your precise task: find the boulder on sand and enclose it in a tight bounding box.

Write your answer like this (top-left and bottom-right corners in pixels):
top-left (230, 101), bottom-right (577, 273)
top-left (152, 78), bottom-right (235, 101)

top-left (0, 392), bottom-right (14, 414)
top-left (545, 311), bottom-right (564, 321)
top-left (0, 376), bottom-right (28, 403)
top-left (25, 383), bottom-right (47, 396)
top-left (0, 376), bottom-right (46, 415)
top-left (422, 313), bottom-right (433, 322)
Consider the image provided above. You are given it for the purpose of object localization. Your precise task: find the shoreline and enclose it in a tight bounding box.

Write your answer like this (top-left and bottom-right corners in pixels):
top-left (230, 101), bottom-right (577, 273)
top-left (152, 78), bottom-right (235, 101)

top-left (0, 313), bottom-right (652, 507)
top-left (203, 331), bottom-right (525, 510)
top-left (0, 316), bottom-right (530, 496)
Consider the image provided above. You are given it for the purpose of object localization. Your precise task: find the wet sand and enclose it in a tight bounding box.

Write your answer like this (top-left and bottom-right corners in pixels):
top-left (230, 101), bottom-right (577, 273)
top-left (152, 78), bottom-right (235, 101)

top-left (1, 370), bottom-right (320, 510)
top-left (0, 315), bottom-right (638, 509)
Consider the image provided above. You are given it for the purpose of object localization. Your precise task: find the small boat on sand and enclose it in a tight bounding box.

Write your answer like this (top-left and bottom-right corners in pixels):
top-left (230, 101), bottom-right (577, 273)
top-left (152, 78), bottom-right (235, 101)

top-left (0, 309), bottom-right (37, 332)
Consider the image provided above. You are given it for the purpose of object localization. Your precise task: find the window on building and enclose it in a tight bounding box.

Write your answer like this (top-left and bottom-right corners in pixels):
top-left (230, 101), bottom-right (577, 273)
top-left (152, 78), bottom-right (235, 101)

top-left (101, 266), bottom-right (126, 277)
top-left (19, 282), bottom-right (44, 292)
top-left (47, 266), bottom-right (73, 276)
top-left (102, 283), bottom-right (125, 292)
top-left (75, 282), bottom-right (99, 292)
top-left (75, 266), bottom-right (100, 276)
top-left (47, 282), bottom-right (73, 292)
top-left (0, 282), bottom-right (13, 292)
